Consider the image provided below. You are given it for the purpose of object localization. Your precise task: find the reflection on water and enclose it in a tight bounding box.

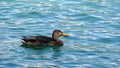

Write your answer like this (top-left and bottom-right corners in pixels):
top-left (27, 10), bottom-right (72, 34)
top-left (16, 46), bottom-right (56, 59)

top-left (21, 43), bottom-right (64, 60)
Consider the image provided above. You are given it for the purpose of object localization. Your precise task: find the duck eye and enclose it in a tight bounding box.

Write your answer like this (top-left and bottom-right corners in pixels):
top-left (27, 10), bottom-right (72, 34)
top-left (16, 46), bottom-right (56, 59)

top-left (59, 32), bottom-right (62, 35)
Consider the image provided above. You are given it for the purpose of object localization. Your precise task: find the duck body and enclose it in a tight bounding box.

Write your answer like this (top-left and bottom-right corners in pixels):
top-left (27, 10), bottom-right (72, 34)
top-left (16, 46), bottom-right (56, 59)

top-left (21, 29), bottom-right (68, 47)
top-left (22, 35), bottom-right (63, 46)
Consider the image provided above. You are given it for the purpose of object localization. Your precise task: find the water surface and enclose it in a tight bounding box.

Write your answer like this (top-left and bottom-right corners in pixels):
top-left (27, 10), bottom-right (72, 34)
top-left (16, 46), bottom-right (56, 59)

top-left (0, 0), bottom-right (120, 68)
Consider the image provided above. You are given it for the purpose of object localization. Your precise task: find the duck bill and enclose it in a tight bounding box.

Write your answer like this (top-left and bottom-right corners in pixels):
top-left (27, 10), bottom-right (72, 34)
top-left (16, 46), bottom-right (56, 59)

top-left (61, 33), bottom-right (69, 36)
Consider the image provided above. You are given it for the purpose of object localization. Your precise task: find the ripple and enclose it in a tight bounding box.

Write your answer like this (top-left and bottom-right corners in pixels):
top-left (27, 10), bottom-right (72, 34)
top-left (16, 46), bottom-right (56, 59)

top-left (0, 0), bottom-right (120, 68)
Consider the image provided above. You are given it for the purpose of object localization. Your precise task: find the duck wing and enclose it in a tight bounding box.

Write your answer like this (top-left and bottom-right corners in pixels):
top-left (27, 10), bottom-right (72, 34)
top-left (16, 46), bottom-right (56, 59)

top-left (35, 36), bottom-right (53, 42)
top-left (22, 36), bottom-right (53, 43)
top-left (22, 36), bottom-right (37, 42)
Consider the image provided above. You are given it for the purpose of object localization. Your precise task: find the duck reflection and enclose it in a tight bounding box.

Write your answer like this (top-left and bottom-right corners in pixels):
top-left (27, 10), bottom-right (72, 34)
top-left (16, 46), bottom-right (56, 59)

top-left (20, 44), bottom-right (64, 60)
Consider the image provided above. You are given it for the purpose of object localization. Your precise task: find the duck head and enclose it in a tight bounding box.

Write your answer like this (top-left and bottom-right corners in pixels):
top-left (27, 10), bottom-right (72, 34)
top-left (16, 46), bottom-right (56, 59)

top-left (52, 29), bottom-right (69, 40)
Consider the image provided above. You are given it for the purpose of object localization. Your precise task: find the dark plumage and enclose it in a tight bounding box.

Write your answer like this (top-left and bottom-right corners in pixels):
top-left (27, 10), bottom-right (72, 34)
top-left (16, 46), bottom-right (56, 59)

top-left (21, 29), bottom-right (69, 46)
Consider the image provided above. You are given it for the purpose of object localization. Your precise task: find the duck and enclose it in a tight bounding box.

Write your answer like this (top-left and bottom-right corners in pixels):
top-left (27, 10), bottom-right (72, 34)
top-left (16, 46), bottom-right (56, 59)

top-left (21, 29), bottom-right (69, 46)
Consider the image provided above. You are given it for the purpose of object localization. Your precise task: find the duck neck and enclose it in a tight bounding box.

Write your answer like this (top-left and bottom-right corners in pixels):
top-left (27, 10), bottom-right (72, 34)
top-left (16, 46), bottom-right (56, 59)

top-left (52, 35), bottom-right (60, 41)
top-left (52, 35), bottom-right (63, 46)
top-left (52, 32), bottom-right (60, 41)
top-left (52, 33), bottom-right (63, 45)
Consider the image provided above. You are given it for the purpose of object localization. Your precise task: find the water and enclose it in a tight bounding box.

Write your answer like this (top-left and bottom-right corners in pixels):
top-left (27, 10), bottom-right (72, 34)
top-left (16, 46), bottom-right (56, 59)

top-left (0, 0), bottom-right (120, 68)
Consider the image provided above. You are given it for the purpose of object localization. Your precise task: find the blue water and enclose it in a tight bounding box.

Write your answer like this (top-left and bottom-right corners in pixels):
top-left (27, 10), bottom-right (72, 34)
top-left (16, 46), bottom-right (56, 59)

top-left (0, 0), bottom-right (120, 68)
